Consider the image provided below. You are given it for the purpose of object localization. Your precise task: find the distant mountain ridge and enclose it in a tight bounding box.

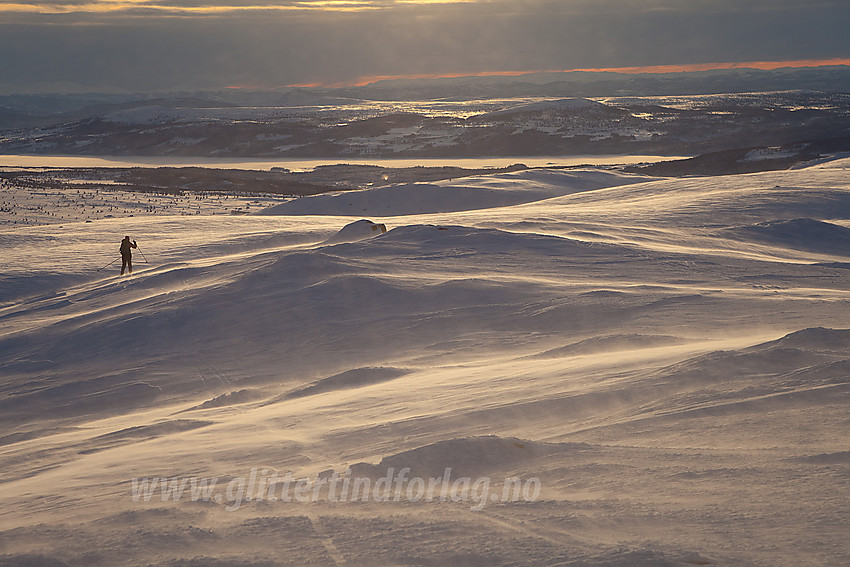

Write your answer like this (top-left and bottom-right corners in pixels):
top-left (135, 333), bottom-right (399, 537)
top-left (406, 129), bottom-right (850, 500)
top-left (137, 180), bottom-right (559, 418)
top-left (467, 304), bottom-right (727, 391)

top-left (2, 65), bottom-right (850, 113)
top-left (2, 67), bottom-right (850, 162)
top-left (341, 65), bottom-right (850, 99)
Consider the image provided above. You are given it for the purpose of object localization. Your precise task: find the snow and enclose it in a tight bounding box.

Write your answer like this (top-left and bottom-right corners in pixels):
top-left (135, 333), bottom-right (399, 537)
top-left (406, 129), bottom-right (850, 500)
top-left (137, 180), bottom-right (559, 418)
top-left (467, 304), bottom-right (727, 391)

top-left (0, 181), bottom-right (289, 227)
top-left (259, 168), bottom-right (657, 216)
top-left (324, 218), bottom-right (387, 243)
top-left (96, 98), bottom-right (581, 125)
top-left (726, 217), bottom-right (850, 255)
top-left (1, 157), bottom-right (850, 566)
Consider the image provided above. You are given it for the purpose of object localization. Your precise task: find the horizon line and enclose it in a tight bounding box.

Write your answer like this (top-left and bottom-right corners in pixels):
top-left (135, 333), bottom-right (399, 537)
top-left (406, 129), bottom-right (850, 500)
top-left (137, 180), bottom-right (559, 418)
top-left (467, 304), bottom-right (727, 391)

top-left (269, 57), bottom-right (850, 89)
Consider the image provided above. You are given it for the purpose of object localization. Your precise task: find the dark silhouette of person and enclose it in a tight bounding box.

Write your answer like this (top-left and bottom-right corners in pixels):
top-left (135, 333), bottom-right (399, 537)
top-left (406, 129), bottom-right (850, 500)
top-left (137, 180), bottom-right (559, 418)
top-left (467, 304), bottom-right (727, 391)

top-left (120, 235), bottom-right (137, 275)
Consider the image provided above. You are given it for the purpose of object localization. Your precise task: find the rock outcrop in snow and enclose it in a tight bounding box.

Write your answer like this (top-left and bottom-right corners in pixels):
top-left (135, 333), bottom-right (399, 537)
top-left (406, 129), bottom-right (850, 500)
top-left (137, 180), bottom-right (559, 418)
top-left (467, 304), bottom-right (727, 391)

top-left (324, 219), bottom-right (387, 243)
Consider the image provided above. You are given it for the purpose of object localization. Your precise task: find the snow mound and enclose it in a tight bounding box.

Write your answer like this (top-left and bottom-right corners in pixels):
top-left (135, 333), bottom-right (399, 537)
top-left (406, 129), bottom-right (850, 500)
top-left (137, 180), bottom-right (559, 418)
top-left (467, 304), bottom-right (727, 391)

top-left (767, 327), bottom-right (850, 352)
top-left (283, 367), bottom-right (411, 400)
top-left (533, 334), bottom-right (688, 358)
top-left (94, 419), bottom-right (213, 441)
top-left (726, 218), bottom-right (850, 255)
top-left (77, 419), bottom-right (214, 455)
top-left (259, 168), bottom-right (654, 216)
top-left (324, 219), bottom-right (387, 243)
top-left (331, 224), bottom-right (607, 263)
top-left (644, 328), bottom-right (850, 391)
top-left (194, 389), bottom-right (265, 409)
top-left (351, 436), bottom-right (585, 478)
top-left (664, 344), bottom-right (833, 379)
top-left (628, 328), bottom-right (850, 424)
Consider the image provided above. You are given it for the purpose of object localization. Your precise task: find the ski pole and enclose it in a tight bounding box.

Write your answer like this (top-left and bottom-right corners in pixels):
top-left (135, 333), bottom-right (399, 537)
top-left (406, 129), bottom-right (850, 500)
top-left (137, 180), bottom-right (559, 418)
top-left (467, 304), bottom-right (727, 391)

top-left (96, 257), bottom-right (121, 272)
top-left (135, 243), bottom-right (148, 263)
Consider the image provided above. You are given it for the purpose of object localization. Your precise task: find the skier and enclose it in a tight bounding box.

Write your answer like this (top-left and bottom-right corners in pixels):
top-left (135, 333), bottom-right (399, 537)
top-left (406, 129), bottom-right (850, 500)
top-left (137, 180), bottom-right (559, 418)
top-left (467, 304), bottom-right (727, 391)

top-left (120, 235), bottom-right (137, 275)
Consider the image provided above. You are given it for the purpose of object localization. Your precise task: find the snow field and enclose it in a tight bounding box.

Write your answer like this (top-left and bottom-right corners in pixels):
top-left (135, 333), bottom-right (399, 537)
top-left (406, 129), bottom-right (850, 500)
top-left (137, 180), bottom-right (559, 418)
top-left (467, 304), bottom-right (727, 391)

top-left (0, 180), bottom-right (289, 227)
top-left (1, 158), bottom-right (849, 566)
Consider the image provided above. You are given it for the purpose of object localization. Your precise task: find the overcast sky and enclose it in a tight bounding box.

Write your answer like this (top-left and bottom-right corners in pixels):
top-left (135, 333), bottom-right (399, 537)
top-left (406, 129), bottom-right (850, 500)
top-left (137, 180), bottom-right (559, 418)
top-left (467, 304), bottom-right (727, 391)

top-left (1, 0), bottom-right (849, 92)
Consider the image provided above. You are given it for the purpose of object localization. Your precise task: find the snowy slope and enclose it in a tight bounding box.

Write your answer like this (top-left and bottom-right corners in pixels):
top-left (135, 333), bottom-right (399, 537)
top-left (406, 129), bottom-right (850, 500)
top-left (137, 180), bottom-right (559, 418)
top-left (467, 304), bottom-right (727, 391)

top-left (1, 159), bottom-right (849, 566)
top-left (258, 168), bottom-right (656, 216)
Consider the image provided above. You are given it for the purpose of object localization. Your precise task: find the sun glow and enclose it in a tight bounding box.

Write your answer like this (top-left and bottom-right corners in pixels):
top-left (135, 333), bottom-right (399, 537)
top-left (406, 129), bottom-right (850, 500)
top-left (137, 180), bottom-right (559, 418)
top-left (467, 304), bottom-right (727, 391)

top-left (571, 58), bottom-right (850, 75)
top-left (0, 0), bottom-right (472, 15)
top-left (285, 58), bottom-right (850, 88)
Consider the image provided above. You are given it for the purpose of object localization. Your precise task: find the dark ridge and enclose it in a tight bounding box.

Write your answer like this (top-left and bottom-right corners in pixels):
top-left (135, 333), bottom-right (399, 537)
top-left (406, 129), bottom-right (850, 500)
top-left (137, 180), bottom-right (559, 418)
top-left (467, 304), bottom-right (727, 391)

top-left (284, 367), bottom-right (412, 400)
top-left (625, 136), bottom-right (850, 177)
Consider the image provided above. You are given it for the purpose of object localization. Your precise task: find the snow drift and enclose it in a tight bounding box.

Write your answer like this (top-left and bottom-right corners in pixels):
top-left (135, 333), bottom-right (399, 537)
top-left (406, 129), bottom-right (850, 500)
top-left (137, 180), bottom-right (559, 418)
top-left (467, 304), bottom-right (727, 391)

top-left (1, 161), bottom-right (850, 566)
top-left (323, 218), bottom-right (387, 243)
top-left (726, 217), bottom-right (850, 256)
top-left (258, 168), bottom-right (656, 216)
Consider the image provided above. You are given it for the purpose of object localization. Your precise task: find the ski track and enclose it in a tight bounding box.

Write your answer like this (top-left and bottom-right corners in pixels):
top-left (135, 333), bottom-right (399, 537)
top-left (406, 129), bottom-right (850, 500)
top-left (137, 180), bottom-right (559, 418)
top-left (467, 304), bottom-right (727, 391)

top-left (308, 515), bottom-right (346, 567)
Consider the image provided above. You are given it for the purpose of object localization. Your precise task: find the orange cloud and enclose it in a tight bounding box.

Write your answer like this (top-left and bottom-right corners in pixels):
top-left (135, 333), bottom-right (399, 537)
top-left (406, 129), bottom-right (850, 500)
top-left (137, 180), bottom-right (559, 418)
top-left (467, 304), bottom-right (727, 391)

top-left (288, 58), bottom-right (850, 88)
top-left (0, 1), bottom-right (385, 14)
top-left (571, 58), bottom-right (850, 74)
top-left (0, 0), bottom-right (479, 15)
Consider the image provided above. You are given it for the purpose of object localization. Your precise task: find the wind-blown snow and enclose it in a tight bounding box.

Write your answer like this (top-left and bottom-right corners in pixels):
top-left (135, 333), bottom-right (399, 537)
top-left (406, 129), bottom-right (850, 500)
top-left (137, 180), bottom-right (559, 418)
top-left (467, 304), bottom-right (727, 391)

top-left (259, 168), bottom-right (656, 216)
top-left (1, 157), bottom-right (849, 566)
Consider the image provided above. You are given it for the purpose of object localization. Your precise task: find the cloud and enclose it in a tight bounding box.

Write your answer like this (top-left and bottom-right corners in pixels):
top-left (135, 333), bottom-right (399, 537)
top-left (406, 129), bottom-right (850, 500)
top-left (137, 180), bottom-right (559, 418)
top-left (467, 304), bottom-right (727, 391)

top-left (1, 0), bottom-right (848, 92)
top-left (0, 0), bottom-right (480, 15)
